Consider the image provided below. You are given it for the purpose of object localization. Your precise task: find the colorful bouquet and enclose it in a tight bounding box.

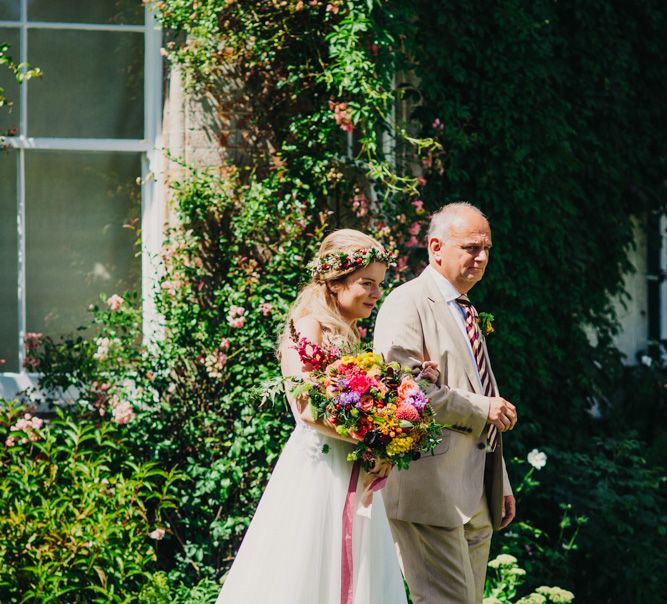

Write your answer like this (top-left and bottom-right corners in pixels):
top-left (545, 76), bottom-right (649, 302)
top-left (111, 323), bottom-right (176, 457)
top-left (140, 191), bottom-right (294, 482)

top-left (292, 336), bottom-right (442, 470)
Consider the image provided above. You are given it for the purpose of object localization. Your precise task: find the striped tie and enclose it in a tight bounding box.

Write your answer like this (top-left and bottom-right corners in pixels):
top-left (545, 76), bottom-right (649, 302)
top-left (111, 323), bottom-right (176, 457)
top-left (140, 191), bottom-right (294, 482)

top-left (456, 294), bottom-right (499, 452)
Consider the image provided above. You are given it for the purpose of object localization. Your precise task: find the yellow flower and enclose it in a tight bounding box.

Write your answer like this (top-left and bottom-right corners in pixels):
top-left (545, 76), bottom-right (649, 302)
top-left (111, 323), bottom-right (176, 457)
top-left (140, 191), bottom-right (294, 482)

top-left (386, 436), bottom-right (415, 457)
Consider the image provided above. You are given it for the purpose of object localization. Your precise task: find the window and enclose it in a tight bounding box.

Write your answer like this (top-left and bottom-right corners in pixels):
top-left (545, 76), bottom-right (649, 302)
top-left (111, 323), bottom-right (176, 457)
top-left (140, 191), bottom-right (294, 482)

top-left (0, 1), bottom-right (162, 383)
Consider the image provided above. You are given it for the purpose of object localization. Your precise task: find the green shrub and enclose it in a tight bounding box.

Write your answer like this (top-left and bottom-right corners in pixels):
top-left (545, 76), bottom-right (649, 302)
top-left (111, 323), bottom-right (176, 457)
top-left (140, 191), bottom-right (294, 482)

top-left (0, 400), bottom-right (181, 603)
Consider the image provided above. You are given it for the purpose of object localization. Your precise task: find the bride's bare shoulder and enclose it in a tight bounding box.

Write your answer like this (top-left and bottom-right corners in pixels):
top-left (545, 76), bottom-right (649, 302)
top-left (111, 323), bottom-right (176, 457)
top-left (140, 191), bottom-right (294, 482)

top-left (292, 316), bottom-right (324, 345)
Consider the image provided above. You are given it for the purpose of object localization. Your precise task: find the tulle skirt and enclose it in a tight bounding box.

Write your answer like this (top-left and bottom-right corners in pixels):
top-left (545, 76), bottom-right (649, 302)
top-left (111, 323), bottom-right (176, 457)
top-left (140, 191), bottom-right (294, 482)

top-left (216, 422), bottom-right (408, 604)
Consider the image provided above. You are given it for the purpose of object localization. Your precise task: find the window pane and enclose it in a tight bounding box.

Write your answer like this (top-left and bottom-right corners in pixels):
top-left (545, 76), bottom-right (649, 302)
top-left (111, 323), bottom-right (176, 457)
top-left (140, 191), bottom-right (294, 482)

top-left (28, 29), bottom-right (144, 139)
top-left (28, 0), bottom-right (143, 25)
top-left (25, 150), bottom-right (141, 338)
top-left (0, 1), bottom-right (19, 21)
top-left (0, 149), bottom-right (18, 372)
top-left (0, 28), bottom-right (21, 134)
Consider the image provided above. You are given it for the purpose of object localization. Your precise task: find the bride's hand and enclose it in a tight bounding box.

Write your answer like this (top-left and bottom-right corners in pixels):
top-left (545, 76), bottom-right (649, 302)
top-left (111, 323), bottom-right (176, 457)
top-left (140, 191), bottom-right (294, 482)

top-left (417, 360), bottom-right (440, 384)
top-left (367, 458), bottom-right (393, 479)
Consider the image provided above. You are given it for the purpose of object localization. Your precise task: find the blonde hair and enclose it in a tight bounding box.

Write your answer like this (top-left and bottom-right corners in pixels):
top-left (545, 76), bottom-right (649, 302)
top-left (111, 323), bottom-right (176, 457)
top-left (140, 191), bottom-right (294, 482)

top-left (278, 229), bottom-right (385, 357)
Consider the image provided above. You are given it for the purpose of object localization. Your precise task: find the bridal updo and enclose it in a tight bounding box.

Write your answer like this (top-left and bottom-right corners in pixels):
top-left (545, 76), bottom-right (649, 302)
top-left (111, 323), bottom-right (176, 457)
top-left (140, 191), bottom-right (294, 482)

top-left (278, 229), bottom-right (388, 356)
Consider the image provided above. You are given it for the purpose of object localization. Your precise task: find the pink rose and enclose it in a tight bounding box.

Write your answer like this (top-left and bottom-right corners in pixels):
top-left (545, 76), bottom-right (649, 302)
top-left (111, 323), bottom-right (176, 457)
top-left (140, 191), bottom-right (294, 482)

top-left (408, 222), bottom-right (421, 236)
top-left (106, 294), bottom-right (124, 311)
top-left (347, 374), bottom-right (373, 394)
top-left (357, 394), bottom-right (374, 413)
top-left (357, 326), bottom-right (368, 338)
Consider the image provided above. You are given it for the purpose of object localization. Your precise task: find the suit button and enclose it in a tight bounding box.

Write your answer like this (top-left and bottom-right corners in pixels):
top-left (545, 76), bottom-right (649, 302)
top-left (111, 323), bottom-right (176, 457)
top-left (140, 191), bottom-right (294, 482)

top-left (477, 443), bottom-right (486, 450)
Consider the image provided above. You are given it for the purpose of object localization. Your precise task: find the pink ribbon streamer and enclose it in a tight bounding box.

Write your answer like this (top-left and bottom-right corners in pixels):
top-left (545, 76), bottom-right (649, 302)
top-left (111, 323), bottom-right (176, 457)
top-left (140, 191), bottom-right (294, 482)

top-left (341, 461), bottom-right (361, 604)
top-left (340, 463), bottom-right (388, 604)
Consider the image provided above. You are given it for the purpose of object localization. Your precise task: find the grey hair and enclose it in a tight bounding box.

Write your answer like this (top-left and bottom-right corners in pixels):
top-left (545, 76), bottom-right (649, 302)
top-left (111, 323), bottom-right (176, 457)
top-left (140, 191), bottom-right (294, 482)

top-left (427, 202), bottom-right (487, 256)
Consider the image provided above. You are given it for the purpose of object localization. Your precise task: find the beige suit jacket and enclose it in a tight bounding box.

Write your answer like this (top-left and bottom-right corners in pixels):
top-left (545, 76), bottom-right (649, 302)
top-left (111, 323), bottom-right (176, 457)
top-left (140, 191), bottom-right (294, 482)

top-left (374, 268), bottom-right (512, 530)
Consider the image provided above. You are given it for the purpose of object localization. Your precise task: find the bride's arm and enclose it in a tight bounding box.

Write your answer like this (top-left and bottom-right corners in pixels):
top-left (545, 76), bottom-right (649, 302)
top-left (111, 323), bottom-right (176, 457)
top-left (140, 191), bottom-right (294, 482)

top-left (282, 316), bottom-right (357, 444)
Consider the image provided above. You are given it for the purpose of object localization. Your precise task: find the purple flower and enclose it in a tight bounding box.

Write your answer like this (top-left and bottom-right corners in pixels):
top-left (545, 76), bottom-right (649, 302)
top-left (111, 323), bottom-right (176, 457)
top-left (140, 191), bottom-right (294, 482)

top-left (406, 390), bottom-right (428, 411)
top-left (338, 391), bottom-right (360, 408)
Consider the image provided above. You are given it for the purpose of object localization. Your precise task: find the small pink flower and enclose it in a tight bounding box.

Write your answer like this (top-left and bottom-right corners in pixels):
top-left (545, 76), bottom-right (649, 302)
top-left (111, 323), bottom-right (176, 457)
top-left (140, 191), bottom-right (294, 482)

top-left (411, 200), bottom-right (425, 214)
top-left (406, 236), bottom-right (419, 248)
top-left (24, 332), bottom-right (44, 350)
top-left (396, 256), bottom-right (409, 272)
top-left (417, 175), bottom-right (427, 187)
top-left (23, 356), bottom-right (40, 371)
top-left (220, 338), bottom-right (230, 351)
top-left (5, 436), bottom-right (16, 447)
top-left (260, 303), bottom-right (273, 317)
top-left (106, 294), bottom-right (124, 311)
top-left (229, 305), bottom-right (245, 317)
top-left (161, 281), bottom-right (178, 297)
top-left (408, 222), bottom-right (421, 236)
top-left (110, 397), bottom-right (134, 425)
top-left (352, 193), bottom-right (369, 217)
top-left (228, 316), bottom-right (245, 329)
top-left (432, 117), bottom-right (444, 131)
top-left (329, 100), bottom-right (353, 133)
top-left (148, 527), bottom-right (166, 540)
top-left (357, 326), bottom-right (368, 338)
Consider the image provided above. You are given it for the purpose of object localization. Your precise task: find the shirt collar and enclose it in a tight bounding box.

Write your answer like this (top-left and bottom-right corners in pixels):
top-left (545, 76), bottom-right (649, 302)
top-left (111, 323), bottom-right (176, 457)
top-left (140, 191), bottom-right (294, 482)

top-left (426, 265), bottom-right (462, 303)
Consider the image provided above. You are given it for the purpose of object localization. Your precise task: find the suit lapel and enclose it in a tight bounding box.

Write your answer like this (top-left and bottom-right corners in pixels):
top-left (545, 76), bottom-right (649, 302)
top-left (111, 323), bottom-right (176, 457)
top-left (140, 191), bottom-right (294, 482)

top-left (419, 271), bottom-right (483, 395)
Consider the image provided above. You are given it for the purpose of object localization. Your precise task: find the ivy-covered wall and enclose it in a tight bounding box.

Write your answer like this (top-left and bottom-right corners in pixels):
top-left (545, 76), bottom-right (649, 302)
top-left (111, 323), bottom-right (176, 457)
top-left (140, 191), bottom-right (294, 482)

top-left (409, 1), bottom-right (667, 600)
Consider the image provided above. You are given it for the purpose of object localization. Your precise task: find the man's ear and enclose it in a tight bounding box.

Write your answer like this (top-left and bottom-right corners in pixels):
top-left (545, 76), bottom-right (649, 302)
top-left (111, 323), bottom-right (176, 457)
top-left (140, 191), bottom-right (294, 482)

top-left (428, 237), bottom-right (442, 261)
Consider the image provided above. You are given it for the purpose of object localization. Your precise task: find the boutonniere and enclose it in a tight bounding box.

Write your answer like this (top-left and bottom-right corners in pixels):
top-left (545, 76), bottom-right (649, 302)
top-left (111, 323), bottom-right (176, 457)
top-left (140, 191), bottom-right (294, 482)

top-left (477, 312), bottom-right (495, 336)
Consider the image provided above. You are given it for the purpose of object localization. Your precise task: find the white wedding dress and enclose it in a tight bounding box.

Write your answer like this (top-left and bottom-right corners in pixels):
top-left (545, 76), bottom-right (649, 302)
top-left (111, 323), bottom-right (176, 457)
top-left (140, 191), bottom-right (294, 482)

top-left (215, 410), bottom-right (408, 604)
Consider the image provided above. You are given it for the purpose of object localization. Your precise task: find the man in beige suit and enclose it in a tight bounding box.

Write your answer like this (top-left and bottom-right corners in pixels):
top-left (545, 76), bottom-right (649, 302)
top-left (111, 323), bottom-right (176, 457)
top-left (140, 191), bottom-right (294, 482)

top-left (374, 202), bottom-right (516, 603)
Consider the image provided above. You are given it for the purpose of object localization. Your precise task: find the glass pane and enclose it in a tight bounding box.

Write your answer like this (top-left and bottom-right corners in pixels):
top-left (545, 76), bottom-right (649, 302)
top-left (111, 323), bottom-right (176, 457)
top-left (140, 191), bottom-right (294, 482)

top-left (0, 28), bottom-right (21, 134)
top-left (28, 29), bottom-right (144, 138)
top-left (0, 148), bottom-right (18, 372)
top-left (25, 150), bottom-right (141, 338)
top-left (0, 1), bottom-right (20, 21)
top-left (28, 0), bottom-right (143, 25)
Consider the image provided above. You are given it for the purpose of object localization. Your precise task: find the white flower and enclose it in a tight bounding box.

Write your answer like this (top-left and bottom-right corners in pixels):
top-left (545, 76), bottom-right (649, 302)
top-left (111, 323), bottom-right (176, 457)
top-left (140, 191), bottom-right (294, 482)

top-left (487, 553), bottom-right (518, 569)
top-left (527, 448), bottom-right (547, 470)
top-left (148, 527), bottom-right (166, 540)
top-left (641, 355), bottom-right (653, 367)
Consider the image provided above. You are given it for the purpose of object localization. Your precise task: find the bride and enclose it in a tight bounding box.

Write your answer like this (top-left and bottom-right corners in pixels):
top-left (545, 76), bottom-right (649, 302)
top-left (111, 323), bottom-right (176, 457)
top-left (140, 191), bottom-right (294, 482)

top-left (216, 229), bottom-right (434, 604)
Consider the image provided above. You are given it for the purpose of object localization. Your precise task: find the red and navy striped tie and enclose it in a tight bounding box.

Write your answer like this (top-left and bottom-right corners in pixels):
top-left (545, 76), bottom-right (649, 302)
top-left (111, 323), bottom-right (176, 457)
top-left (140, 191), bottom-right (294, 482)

top-left (456, 294), bottom-right (498, 452)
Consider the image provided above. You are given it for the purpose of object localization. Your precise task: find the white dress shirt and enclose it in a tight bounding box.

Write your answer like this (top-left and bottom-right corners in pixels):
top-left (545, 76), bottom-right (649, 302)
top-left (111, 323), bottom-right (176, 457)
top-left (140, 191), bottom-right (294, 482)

top-left (425, 265), bottom-right (484, 392)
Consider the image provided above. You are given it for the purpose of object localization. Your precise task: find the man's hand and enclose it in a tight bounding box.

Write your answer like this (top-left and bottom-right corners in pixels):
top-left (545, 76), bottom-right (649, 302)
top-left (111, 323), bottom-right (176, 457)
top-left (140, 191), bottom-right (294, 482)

top-left (499, 495), bottom-right (516, 529)
top-left (487, 397), bottom-right (517, 431)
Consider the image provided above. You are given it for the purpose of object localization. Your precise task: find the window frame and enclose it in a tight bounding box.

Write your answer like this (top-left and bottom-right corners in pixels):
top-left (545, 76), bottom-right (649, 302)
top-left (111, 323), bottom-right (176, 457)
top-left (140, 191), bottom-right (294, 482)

top-left (0, 2), bottom-right (163, 398)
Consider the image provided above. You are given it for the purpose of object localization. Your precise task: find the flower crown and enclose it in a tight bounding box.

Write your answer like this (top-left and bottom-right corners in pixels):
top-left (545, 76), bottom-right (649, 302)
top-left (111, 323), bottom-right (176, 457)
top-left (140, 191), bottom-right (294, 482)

top-left (309, 246), bottom-right (396, 280)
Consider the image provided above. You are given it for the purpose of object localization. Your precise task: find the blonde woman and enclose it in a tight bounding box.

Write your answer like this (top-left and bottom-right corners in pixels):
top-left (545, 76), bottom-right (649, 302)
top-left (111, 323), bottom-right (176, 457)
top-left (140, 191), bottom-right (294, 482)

top-left (216, 230), bottom-right (425, 604)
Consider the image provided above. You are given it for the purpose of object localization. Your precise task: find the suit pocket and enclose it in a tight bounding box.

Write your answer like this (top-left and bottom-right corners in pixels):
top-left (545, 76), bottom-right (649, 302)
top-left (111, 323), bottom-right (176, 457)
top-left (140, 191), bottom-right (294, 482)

top-left (425, 431), bottom-right (450, 456)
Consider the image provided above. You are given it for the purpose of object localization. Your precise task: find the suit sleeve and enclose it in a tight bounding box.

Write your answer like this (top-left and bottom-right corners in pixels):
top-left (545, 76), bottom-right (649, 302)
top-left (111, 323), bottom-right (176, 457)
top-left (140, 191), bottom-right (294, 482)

top-left (373, 289), bottom-right (489, 436)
